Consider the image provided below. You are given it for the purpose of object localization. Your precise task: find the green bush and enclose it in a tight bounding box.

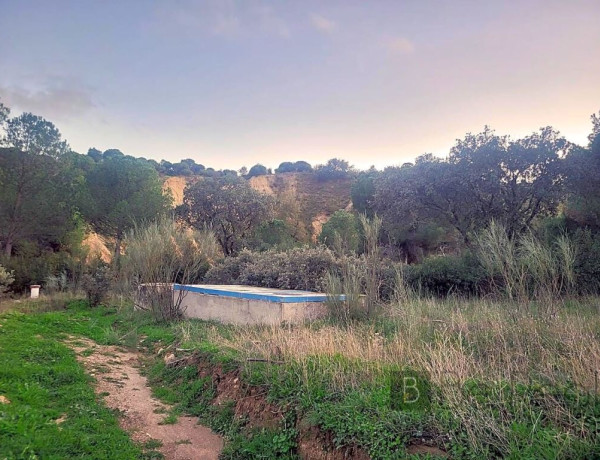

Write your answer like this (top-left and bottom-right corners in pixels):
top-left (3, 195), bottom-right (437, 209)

top-left (314, 158), bottom-right (354, 182)
top-left (205, 246), bottom-right (346, 292)
top-left (1, 246), bottom-right (75, 294)
top-left (248, 219), bottom-right (298, 252)
top-left (81, 260), bottom-right (112, 307)
top-left (572, 229), bottom-right (600, 294)
top-left (0, 264), bottom-right (14, 296)
top-left (406, 253), bottom-right (486, 296)
top-left (318, 210), bottom-right (361, 253)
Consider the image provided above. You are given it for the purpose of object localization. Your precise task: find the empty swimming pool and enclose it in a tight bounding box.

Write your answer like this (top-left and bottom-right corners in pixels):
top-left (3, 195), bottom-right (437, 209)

top-left (173, 284), bottom-right (336, 325)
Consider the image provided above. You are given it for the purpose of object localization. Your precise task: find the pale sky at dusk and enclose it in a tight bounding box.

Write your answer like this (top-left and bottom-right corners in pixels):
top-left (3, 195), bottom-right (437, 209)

top-left (1, 0), bottom-right (599, 170)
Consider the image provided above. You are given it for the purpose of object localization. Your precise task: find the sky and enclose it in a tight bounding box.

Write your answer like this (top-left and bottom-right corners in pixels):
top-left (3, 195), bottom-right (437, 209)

top-left (1, 0), bottom-right (599, 170)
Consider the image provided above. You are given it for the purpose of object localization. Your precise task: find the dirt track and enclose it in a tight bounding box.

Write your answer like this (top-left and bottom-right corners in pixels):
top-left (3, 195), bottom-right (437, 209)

top-left (68, 338), bottom-right (223, 460)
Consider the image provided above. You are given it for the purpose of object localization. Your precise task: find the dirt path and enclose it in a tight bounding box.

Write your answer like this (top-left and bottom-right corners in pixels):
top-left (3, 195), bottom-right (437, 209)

top-left (67, 338), bottom-right (223, 460)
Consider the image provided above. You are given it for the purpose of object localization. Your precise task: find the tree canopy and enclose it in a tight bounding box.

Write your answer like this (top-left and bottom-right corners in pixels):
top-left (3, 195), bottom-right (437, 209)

top-left (178, 176), bottom-right (273, 256)
top-left (83, 155), bottom-right (171, 259)
top-left (4, 113), bottom-right (70, 158)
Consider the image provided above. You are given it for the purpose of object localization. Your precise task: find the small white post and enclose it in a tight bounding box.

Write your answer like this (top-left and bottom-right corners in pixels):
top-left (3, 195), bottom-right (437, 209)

top-left (30, 285), bottom-right (41, 299)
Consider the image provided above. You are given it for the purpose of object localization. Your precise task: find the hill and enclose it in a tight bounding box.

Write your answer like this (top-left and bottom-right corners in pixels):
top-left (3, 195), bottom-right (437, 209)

top-left (162, 173), bottom-right (353, 242)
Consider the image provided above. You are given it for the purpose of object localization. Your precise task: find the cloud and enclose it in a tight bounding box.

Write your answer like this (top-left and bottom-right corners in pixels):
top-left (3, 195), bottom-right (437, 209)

top-left (149, 1), bottom-right (290, 39)
top-left (0, 78), bottom-right (95, 120)
top-left (310, 14), bottom-right (336, 33)
top-left (256, 5), bottom-right (290, 38)
top-left (385, 37), bottom-right (415, 55)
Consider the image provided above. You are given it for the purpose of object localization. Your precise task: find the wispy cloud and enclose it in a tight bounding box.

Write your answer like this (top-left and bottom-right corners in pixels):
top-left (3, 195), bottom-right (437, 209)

top-left (149, 1), bottom-right (290, 39)
top-left (310, 13), bottom-right (336, 33)
top-left (0, 78), bottom-right (95, 120)
top-left (256, 5), bottom-right (290, 38)
top-left (385, 37), bottom-right (415, 55)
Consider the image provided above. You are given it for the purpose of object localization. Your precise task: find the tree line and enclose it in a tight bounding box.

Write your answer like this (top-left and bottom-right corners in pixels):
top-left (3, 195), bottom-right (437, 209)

top-left (1, 95), bottom-right (599, 295)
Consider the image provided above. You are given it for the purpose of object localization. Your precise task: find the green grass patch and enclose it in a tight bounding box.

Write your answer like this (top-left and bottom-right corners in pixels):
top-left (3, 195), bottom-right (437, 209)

top-left (0, 310), bottom-right (141, 459)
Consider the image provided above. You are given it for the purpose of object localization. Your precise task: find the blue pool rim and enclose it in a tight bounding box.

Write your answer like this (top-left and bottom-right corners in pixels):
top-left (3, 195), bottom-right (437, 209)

top-left (173, 284), bottom-right (344, 303)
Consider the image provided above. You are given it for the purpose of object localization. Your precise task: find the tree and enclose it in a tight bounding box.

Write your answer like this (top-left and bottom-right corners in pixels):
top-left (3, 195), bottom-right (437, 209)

top-left (0, 148), bottom-right (81, 257)
top-left (275, 161), bottom-right (295, 173)
top-left (373, 127), bottom-right (569, 251)
top-left (351, 168), bottom-right (377, 216)
top-left (588, 110), bottom-right (600, 146)
top-left (314, 158), bottom-right (354, 181)
top-left (87, 147), bottom-right (103, 162)
top-left (275, 160), bottom-right (313, 173)
top-left (84, 155), bottom-right (171, 261)
top-left (0, 99), bottom-right (9, 128)
top-left (178, 176), bottom-right (273, 256)
top-left (318, 210), bottom-right (361, 253)
top-left (4, 113), bottom-right (69, 158)
top-left (294, 160), bottom-right (313, 172)
top-left (250, 219), bottom-right (297, 251)
top-left (565, 115), bottom-right (600, 228)
top-left (247, 163), bottom-right (268, 178)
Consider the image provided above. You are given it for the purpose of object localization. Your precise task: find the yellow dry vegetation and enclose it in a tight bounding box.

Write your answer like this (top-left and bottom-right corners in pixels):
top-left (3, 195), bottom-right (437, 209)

top-left (82, 232), bottom-right (112, 263)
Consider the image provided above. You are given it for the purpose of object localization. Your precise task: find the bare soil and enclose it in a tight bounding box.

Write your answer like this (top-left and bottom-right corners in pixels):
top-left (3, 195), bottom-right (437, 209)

top-left (67, 338), bottom-right (223, 460)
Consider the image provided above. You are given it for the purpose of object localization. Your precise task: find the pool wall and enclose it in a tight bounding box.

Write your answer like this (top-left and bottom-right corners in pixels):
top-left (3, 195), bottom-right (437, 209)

top-left (174, 284), bottom-right (329, 325)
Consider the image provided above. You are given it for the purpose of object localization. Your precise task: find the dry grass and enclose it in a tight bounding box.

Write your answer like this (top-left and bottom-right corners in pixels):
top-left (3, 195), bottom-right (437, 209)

top-left (203, 298), bottom-right (600, 392)
top-left (188, 296), bottom-right (600, 454)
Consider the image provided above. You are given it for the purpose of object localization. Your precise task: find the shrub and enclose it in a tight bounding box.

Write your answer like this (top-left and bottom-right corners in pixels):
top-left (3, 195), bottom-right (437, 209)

top-left (248, 219), bottom-right (298, 252)
top-left (121, 220), bottom-right (220, 321)
top-left (0, 264), bottom-right (14, 296)
top-left (406, 253), bottom-right (486, 297)
top-left (204, 246), bottom-right (345, 292)
top-left (318, 210), bottom-right (360, 253)
top-left (1, 245), bottom-right (75, 293)
top-left (572, 229), bottom-right (600, 294)
top-left (81, 260), bottom-right (112, 307)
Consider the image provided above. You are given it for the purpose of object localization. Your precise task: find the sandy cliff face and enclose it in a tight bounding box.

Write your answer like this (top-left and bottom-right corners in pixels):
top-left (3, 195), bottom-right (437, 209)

top-left (162, 176), bottom-right (189, 207)
top-left (82, 231), bottom-right (112, 263)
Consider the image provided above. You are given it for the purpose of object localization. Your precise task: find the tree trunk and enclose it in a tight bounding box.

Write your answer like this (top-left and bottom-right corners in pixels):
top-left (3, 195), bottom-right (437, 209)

top-left (4, 240), bottom-right (12, 258)
top-left (113, 235), bottom-right (122, 269)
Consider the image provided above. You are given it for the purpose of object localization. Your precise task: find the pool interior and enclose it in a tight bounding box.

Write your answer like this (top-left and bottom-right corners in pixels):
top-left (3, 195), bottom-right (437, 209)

top-left (173, 284), bottom-right (344, 303)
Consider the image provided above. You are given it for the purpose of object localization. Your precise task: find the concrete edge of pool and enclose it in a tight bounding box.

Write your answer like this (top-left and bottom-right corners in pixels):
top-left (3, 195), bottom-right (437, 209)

top-left (169, 284), bottom-right (345, 325)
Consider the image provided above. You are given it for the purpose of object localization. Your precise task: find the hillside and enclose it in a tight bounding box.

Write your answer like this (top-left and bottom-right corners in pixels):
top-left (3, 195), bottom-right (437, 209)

top-left (163, 173), bottom-right (353, 242)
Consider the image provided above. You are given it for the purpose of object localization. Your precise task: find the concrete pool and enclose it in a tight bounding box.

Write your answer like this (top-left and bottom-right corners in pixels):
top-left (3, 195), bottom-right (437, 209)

top-left (173, 284), bottom-right (336, 325)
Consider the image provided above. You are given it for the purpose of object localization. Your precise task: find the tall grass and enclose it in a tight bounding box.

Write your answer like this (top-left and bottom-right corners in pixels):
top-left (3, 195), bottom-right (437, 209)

top-left (476, 221), bottom-right (577, 307)
top-left (121, 219), bottom-right (221, 321)
top-left (197, 295), bottom-right (600, 456)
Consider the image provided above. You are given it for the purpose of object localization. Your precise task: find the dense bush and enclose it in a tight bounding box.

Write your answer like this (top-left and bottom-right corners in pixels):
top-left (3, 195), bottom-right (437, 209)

top-left (405, 253), bottom-right (487, 297)
top-left (1, 247), bottom-right (76, 293)
top-left (247, 219), bottom-right (298, 252)
top-left (318, 210), bottom-right (361, 253)
top-left (0, 264), bottom-right (14, 296)
top-left (205, 246), bottom-right (346, 292)
top-left (572, 229), bottom-right (600, 294)
top-left (82, 260), bottom-right (112, 307)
